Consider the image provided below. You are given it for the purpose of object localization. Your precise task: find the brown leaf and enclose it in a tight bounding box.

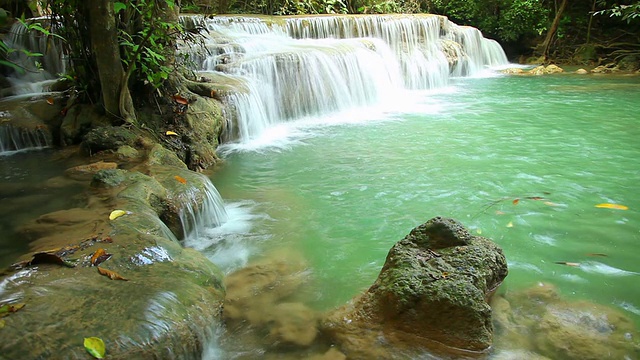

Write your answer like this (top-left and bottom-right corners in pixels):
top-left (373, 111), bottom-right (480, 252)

top-left (46, 97), bottom-right (54, 105)
top-left (97, 267), bottom-right (128, 281)
top-left (172, 94), bottom-right (189, 105)
top-left (512, 198), bottom-right (520, 205)
top-left (554, 261), bottom-right (581, 267)
top-left (29, 252), bottom-right (76, 268)
top-left (526, 196), bottom-right (544, 200)
top-left (101, 236), bottom-right (113, 243)
top-left (90, 248), bottom-right (112, 267)
top-left (0, 303), bottom-right (25, 318)
top-left (174, 175), bottom-right (187, 184)
top-left (586, 253), bottom-right (608, 257)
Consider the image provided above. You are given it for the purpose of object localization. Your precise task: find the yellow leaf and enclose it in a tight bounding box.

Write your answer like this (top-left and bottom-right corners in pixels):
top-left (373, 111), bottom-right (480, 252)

top-left (475, 228), bottom-right (482, 235)
top-left (165, 131), bottom-right (178, 136)
top-left (595, 203), bottom-right (628, 210)
top-left (46, 97), bottom-right (54, 105)
top-left (109, 210), bottom-right (126, 221)
top-left (90, 248), bottom-right (112, 267)
top-left (506, 221), bottom-right (514, 228)
top-left (84, 337), bottom-right (106, 359)
top-left (543, 201), bottom-right (557, 207)
top-left (97, 267), bottom-right (128, 281)
top-left (174, 175), bottom-right (187, 184)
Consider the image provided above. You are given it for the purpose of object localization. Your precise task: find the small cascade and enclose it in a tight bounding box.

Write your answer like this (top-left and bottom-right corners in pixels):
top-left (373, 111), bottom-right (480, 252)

top-left (0, 124), bottom-right (52, 154)
top-left (3, 18), bottom-right (67, 96)
top-left (177, 173), bottom-right (229, 241)
top-left (184, 14), bottom-right (509, 144)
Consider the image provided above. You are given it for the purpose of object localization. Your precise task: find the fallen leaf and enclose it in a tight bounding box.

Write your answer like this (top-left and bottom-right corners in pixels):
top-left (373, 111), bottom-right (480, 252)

top-left (526, 196), bottom-right (544, 200)
top-left (46, 97), bottom-right (54, 105)
top-left (174, 175), bottom-right (187, 184)
top-left (555, 261), bottom-right (581, 267)
top-left (0, 303), bottom-right (25, 317)
top-left (165, 130), bottom-right (178, 136)
top-left (512, 198), bottom-right (520, 205)
top-left (475, 228), bottom-right (482, 235)
top-left (84, 337), bottom-right (106, 359)
top-left (29, 252), bottom-right (76, 268)
top-left (595, 203), bottom-right (628, 210)
top-left (101, 236), bottom-right (113, 243)
top-left (90, 248), bottom-right (112, 267)
top-left (586, 253), bottom-right (608, 257)
top-left (495, 210), bottom-right (505, 215)
top-left (506, 221), bottom-right (514, 228)
top-left (109, 210), bottom-right (127, 221)
top-left (173, 94), bottom-right (189, 105)
top-left (97, 267), bottom-right (128, 281)
top-left (543, 201), bottom-right (558, 207)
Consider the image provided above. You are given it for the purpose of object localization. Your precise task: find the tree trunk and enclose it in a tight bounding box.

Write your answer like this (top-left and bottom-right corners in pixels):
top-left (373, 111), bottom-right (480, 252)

top-left (88, 0), bottom-right (135, 123)
top-left (540, 0), bottom-right (568, 61)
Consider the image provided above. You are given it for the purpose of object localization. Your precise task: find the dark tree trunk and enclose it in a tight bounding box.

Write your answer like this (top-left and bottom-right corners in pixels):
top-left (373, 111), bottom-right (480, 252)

top-left (540, 0), bottom-right (568, 61)
top-left (88, 0), bottom-right (135, 123)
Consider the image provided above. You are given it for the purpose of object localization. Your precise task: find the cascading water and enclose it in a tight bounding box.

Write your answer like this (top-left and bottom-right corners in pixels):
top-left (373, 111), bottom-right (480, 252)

top-left (2, 18), bottom-right (66, 96)
top-left (177, 173), bottom-right (229, 241)
top-left (0, 123), bottom-right (51, 154)
top-left (182, 14), bottom-right (509, 144)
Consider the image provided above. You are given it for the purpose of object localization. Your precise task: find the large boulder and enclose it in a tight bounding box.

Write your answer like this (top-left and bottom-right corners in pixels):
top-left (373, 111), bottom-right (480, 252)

top-left (322, 217), bottom-right (508, 358)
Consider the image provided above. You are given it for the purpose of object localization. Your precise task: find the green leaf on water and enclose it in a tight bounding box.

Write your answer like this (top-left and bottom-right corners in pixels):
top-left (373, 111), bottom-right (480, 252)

top-left (84, 337), bottom-right (105, 359)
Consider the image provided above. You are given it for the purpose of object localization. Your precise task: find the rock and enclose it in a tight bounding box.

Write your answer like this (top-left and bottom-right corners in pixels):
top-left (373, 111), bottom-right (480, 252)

top-left (267, 302), bottom-right (318, 347)
top-left (146, 143), bottom-right (188, 169)
top-left (492, 283), bottom-right (640, 360)
top-left (502, 68), bottom-right (525, 74)
top-left (116, 145), bottom-right (140, 159)
top-left (60, 104), bottom-right (110, 145)
top-left (81, 125), bottom-right (139, 154)
top-left (322, 217), bottom-right (508, 358)
top-left (64, 161), bottom-right (118, 180)
top-left (91, 168), bottom-right (128, 187)
top-left (529, 65), bottom-right (564, 75)
top-left (592, 63), bottom-right (619, 74)
top-left (575, 68), bottom-right (589, 74)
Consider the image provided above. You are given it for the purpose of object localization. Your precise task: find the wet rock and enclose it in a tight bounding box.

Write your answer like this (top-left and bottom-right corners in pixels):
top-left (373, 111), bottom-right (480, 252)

top-left (575, 68), bottom-right (589, 74)
top-left (322, 217), bottom-right (508, 358)
top-left (529, 64), bottom-right (564, 75)
top-left (591, 63), bottom-right (619, 74)
top-left (492, 283), bottom-right (640, 360)
top-left (502, 68), bottom-right (525, 74)
top-left (116, 145), bottom-right (140, 160)
top-left (60, 104), bottom-right (110, 145)
top-left (146, 143), bottom-right (188, 169)
top-left (64, 161), bottom-right (118, 181)
top-left (267, 302), bottom-right (318, 347)
top-left (81, 125), bottom-right (139, 154)
top-left (91, 168), bottom-right (128, 187)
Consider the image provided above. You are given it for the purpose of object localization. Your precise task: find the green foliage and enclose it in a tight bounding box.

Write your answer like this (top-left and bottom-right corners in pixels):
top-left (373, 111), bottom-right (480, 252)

top-left (0, 15), bottom-right (62, 73)
top-left (594, 2), bottom-right (640, 23)
top-left (498, 0), bottom-right (548, 42)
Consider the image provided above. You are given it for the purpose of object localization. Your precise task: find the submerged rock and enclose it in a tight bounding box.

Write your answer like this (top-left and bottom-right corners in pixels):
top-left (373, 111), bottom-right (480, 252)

top-left (493, 283), bottom-right (640, 360)
top-left (322, 217), bottom-right (508, 358)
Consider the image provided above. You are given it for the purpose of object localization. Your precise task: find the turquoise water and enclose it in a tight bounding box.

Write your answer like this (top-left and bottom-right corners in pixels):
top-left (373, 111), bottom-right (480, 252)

top-left (204, 74), bottom-right (640, 325)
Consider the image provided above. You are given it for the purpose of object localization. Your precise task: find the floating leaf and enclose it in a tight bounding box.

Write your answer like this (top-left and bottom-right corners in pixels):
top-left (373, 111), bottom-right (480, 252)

top-left (46, 97), bottom-right (54, 105)
top-left (526, 196), bottom-right (544, 200)
top-left (109, 210), bottom-right (127, 221)
top-left (84, 337), bottom-right (106, 359)
top-left (475, 228), bottom-right (482, 235)
top-left (586, 253), bottom-right (608, 257)
top-left (512, 198), bottom-right (520, 205)
top-left (555, 261), bottom-right (581, 267)
top-left (506, 221), bottom-right (514, 228)
top-left (174, 175), bottom-right (187, 184)
top-left (29, 252), bottom-right (76, 268)
top-left (544, 201), bottom-right (558, 207)
top-left (97, 267), bottom-right (128, 281)
top-left (165, 130), bottom-right (178, 136)
top-left (90, 248), bottom-right (112, 267)
top-left (172, 94), bottom-right (189, 105)
top-left (595, 203), bottom-right (628, 210)
top-left (495, 210), bottom-right (505, 215)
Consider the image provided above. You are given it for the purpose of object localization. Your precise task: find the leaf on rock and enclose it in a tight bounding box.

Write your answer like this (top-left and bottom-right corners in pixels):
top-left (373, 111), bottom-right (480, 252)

top-left (90, 249), bottom-right (112, 267)
top-left (109, 210), bottom-right (127, 221)
top-left (97, 267), bottom-right (128, 281)
top-left (29, 252), bottom-right (76, 268)
top-left (84, 337), bottom-right (106, 359)
top-left (512, 198), bottom-right (520, 205)
top-left (172, 95), bottom-right (189, 105)
top-left (0, 303), bottom-right (25, 317)
top-left (46, 97), bottom-right (54, 105)
top-left (555, 261), bottom-right (581, 267)
top-left (595, 203), bottom-right (628, 210)
top-left (174, 175), bottom-right (187, 184)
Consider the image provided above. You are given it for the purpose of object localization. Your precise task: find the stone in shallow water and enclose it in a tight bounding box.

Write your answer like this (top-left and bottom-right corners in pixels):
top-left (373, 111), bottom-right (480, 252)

top-left (322, 217), bottom-right (508, 358)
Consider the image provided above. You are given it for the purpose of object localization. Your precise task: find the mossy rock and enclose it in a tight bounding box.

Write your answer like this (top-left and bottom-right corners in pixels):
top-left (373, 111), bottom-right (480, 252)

top-left (81, 125), bottom-right (139, 154)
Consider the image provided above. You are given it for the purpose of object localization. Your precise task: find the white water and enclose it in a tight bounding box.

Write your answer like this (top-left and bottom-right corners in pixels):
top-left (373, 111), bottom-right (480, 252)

top-left (0, 124), bottom-right (52, 154)
top-left (178, 173), bottom-right (229, 241)
top-left (184, 15), bottom-right (508, 145)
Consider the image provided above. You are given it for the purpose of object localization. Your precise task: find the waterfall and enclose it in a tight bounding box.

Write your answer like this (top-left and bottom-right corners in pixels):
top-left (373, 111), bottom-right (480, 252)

top-left (3, 18), bottom-right (67, 96)
top-left (0, 124), bottom-right (52, 154)
top-left (177, 173), bottom-right (229, 241)
top-left (184, 14), bottom-right (509, 144)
